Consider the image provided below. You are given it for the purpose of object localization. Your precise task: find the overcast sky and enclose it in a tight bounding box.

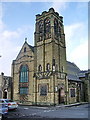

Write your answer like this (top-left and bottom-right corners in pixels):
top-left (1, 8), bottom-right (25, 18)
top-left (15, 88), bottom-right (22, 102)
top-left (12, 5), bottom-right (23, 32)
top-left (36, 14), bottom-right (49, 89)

top-left (0, 1), bottom-right (88, 76)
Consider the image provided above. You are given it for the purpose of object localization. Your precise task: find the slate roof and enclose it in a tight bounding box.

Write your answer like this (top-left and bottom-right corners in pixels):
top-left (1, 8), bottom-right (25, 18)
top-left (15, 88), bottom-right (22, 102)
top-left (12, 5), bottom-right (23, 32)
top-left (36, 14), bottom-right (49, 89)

top-left (67, 61), bottom-right (81, 82)
top-left (67, 61), bottom-right (80, 73)
top-left (67, 74), bottom-right (81, 82)
top-left (78, 70), bottom-right (89, 78)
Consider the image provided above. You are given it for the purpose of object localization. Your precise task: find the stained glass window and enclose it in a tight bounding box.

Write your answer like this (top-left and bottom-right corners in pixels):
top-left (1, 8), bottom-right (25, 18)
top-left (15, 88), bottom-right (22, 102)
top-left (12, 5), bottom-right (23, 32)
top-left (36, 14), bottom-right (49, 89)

top-left (19, 65), bottom-right (29, 94)
top-left (20, 87), bottom-right (28, 94)
top-left (20, 65), bottom-right (28, 83)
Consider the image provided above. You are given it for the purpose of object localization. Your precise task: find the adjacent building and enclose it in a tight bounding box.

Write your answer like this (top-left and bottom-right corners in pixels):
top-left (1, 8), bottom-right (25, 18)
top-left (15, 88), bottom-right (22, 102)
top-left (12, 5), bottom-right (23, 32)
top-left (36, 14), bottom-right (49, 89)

top-left (0, 72), bottom-right (12, 99)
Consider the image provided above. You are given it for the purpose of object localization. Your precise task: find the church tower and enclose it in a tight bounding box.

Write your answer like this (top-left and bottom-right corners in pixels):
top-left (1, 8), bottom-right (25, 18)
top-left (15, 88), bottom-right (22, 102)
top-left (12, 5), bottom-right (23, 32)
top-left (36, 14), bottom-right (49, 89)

top-left (34, 8), bottom-right (68, 105)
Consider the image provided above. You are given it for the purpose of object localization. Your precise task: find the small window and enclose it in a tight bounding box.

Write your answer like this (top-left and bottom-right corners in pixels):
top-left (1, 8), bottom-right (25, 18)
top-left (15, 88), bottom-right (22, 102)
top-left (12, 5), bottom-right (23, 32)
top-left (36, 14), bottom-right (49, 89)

top-left (46, 63), bottom-right (50, 71)
top-left (70, 89), bottom-right (75, 97)
top-left (24, 47), bottom-right (26, 52)
top-left (40, 85), bottom-right (47, 96)
top-left (38, 65), bottom-right (42, 72)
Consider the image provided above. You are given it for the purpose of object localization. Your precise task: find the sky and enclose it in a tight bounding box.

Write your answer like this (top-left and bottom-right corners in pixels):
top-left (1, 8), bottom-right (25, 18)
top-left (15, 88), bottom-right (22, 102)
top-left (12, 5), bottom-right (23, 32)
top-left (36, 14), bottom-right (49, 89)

top-left (0, 1), bottom-right (88, 76)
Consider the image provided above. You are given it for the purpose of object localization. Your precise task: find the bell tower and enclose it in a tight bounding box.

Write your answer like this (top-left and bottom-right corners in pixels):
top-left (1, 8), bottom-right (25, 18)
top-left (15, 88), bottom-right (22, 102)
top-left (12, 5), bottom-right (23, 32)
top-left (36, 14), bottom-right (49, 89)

top-left (34, 8), bottom-right (68, 105)
top-left (34, 8), bottom-right (66, 73)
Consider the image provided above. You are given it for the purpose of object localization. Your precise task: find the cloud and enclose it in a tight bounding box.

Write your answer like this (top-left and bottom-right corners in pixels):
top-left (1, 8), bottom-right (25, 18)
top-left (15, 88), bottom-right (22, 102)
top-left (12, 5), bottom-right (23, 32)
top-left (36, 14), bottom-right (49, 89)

top-left (69, 40), bottom-right (88, 70)
top-left (52, 1), bottom-right (66, 12)
top-left (51, 1), bottom-right (68, 14)
top-left (0, 24), bottom-right (34, 76)
top-left (0, 3), bottom-right (2, 20)
top-left (65, 23), bottom-right (84, 45)
top-left (64, 22), bottom-right (88, 70)
top-left (0, 3), bottom-right (34, 76)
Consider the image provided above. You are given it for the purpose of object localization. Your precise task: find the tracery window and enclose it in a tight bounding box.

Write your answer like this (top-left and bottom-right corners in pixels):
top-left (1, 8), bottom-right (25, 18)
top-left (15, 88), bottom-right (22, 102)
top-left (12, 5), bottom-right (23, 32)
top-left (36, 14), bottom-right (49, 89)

top-left (19, 65), bottom-right (29, 94)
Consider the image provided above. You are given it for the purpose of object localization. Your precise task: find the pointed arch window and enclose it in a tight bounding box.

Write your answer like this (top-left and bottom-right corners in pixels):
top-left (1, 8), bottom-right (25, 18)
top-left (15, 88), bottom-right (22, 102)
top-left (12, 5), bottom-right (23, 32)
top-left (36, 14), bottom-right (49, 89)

top-left (19, 65), bottom-right (29, 94)
top-left (20, 65), bottom-right (28, 83)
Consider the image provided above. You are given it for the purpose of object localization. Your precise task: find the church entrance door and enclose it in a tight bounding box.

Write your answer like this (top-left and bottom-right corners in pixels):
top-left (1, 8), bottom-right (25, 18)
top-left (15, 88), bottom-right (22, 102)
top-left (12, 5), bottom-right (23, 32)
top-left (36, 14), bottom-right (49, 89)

top-left (58, 88), bottom-right (65, 104)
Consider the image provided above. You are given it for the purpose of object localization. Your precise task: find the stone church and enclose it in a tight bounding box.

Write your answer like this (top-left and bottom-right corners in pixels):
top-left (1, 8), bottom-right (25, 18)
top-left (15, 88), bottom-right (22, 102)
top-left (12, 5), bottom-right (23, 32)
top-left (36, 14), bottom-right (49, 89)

top-left (12, 8), bottom-right (89, 105)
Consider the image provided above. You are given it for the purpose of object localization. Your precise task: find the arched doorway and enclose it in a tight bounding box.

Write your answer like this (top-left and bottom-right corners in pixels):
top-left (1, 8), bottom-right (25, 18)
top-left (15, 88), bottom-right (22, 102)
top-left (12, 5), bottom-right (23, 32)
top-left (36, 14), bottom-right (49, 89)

top-left (3, 89), bottom-right (7, 99)
top-left (58, 88), bottom-right (65, 104)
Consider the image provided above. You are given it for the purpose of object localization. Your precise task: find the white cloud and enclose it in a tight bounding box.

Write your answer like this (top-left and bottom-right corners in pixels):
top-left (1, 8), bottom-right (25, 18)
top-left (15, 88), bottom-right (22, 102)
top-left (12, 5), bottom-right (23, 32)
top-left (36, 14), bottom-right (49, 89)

top-left (0, 24), bottom-right (34, 76)
top-left (51, 2), bottom-right (67, 14)
top-left (65, 23), bottom-right (84, 45)
top-left (0, 3), bottom-right (2, 20)
top-left (69, 40), bottom-right (88, 70)
top-left (0, 3), bottom-right (34, 76)
top-left (64, 22), bottom-right (88, 70)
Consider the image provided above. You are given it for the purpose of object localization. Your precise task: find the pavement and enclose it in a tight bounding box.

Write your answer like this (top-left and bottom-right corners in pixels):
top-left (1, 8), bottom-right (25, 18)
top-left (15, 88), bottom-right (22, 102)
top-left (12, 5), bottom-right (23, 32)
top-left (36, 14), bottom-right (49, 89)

top-left (19, 102), bottom-right (89, 108)
top-left (56, 102), bottom-right (88, 108)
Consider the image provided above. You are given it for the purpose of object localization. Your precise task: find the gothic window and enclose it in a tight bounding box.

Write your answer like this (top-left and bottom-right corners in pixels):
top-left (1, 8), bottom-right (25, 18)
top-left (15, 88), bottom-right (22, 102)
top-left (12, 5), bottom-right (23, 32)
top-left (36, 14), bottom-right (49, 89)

top-left (54, 19), bottom-right (58, 37)
top-left (38, 65), bottom-right (42, 72)
top-left (46, 63), bottom-right (50, 71)
top-left (20, 65), bottom-right (28, 82)
top-left (19, 65), bottom-right (29, 94)
top-left (70, 88), bottom-right (75, 97)
top-left (40, 84), bottom-right (47, 96)
top-left (44, 18), bottom-right (51, 39)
